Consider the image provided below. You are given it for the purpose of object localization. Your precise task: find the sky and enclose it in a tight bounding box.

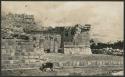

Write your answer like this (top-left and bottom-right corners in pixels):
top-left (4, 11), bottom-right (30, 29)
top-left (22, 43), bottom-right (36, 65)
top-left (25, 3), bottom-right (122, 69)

top-left (2, 1), bottom-right (123, 43)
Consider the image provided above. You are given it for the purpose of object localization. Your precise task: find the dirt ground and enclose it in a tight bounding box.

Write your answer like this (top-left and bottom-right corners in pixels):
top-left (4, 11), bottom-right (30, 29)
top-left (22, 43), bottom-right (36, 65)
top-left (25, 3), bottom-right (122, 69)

top-left (2, 66), bottom-right (123, 76)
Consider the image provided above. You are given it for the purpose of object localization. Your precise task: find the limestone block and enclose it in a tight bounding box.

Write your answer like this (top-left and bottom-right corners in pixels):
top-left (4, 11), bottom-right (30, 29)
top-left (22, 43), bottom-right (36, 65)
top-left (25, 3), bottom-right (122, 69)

top-left (11, 64), bottom-right (19, 68)
top-left (96, 61), bottom-right (100, 65)
top-left (10, 52), bottom-right (15, 56)
top-left (91, 61), bottom-right (96, 65)
top-left (2, 60), bottom-right (11, 64)
top-left (40, 56), bottom-right (46, 60)
top-left (23, 56), bottom-right (28, 59)
top-left (36, 50), bottom-right (43, 54)
top-left (95, 61), bottom-right (98, 65)
top-left (66, 62), bottom-right (69, 66)
top-left (15, 52), bottom-right (21, 56)
top-left (21, 52), bottom-right (25, 56)
top-left (27, 52), bottom-right (31, 55)
top-left (112, 61), bottom-right (115, 65)
top-left (115, 61), bottom-right (118, 65)
top-left (79, 61), bottom-right (83, 66)
top-left (83, 61), bottom-right (87, 66)
top-left (72, 61), bottom-right (76, 66)
top-left (62, 63), bottom-right (65, 66)
top-left (1, 49), bottom-right (6, 54)
top-left (8, 56), bottom-right (13, 60)
top-left (21, 60), bottom-right (25, 63)
top-left (110, 61), bottom-right (112, 65)
top-left (64, 48), bottom-right (72, 54)
top-left (22, 49), bottom-right (26, 52)
top-left (119, 61), bottom-right (122, 65)
top-left (25, 60), bottom-right (30, 64)
top-left (99, 61), bottom-right (103, 65)
top-left (34, 56), bottom-right (39, 59)
top-left (59, 62), bottom-right (63, 67)
top-left (29, 59), bottom-right (36, 63)
top-left (29, 64), bottom-right (36, 68)
top-left (34, 63), bottom-right (41, 67)
top-left (87, 61), bottom-right (91, 65)
top-left (28, 56), bottom-right (34, 59)
top-left (13, 60), bottom-right (20, 64)
top-left (10, 60), bottom-right (14, 64)
top-left (76, 61), bottom-right (79, 66)
top-left (69, 62), bottom-right (71, 66)
top-left (1, 55), bottom-right (10, 60)
top-left (81, 61), bottom-right (84, 66)
top-left (39, 60), bottom-right (45, 64)
top-left (17, 64), bottom-right (22, 68)
top-left (118, 61), bottom-right (122, 65)
top-left (2, 65), bottom-right (8, 69)
top-left (14, 56), bottom-right (22, 60)
top-left (105, 61), bottom-right (110, 65)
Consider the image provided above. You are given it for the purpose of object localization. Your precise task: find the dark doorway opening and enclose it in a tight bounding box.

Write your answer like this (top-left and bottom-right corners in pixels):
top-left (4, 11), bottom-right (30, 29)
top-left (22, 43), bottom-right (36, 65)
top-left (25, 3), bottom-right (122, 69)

top-left (44, 49), bottom-right (50, 53)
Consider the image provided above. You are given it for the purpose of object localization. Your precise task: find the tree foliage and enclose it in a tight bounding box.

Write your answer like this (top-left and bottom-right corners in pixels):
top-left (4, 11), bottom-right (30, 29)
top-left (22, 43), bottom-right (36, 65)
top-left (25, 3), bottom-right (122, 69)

top-left (90, 39), bottom-right (124, 49)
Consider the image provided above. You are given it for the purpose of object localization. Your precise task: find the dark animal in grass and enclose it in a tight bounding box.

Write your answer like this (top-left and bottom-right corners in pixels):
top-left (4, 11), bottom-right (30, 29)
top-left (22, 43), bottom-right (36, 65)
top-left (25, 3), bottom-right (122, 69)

top-left (39, 62), bottom-right (54, 72)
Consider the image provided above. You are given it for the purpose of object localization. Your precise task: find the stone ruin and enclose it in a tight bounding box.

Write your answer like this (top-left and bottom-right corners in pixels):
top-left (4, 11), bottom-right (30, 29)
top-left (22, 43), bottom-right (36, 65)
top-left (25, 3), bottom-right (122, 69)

top-left (63, 24), bottom-right (92, 54)
top-left (26, 24), bottom-right (92, 55)
top-left (1, 13), bottom-right (93, 70)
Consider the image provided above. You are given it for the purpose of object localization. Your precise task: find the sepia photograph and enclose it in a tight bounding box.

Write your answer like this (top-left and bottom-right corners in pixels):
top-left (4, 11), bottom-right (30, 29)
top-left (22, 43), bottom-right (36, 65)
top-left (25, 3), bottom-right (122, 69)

top-left (1, 1), bottom-right (124, 76)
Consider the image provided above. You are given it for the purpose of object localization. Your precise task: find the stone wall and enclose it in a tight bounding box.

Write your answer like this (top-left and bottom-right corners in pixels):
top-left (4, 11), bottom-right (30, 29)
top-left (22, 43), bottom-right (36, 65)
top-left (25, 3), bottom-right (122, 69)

top-left (1, 38), bottom-right (123, 70)
top-left (1, 34), bottom-right (62, 70)
top-left (63, 24), bottom-right (92, 55)
top-left (43, 34), bottom-right (61, 53)
top-left (47, 59), bottom-right (123, 69)
top-left (58, 60), bottom-right (123, 68)
top-left (73, 28), bottom-right (90, 46)
top-left (1, 38), bottom-right (45, 70)
top-left (64, 47), bottom-right (92, 54)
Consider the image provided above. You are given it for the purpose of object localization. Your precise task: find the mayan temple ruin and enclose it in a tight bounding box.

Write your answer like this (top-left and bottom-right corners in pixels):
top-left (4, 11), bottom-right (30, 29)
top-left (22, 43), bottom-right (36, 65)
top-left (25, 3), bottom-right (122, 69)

top-left (1, 13), bottom-right (92, 69)
top-left (1, 1), bottom-right (124, 76)
top-left (1, 13), bottom-right (123, 75)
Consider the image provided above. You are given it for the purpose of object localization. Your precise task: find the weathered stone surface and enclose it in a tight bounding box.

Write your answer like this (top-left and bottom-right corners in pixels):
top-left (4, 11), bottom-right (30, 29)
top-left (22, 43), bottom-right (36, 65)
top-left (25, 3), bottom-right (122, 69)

top-left (24, 60), bottom-right (30, 64)
top-left (1, 15), bottom-right (123, 72)
top-left (2, 60), bottom-right (11, 65)
top-left (23, 56), bottom-right (28, 59)
top-left (29, 59), bottom-right (37, 63)
top-left (64, 47), bottom-right (92, 55)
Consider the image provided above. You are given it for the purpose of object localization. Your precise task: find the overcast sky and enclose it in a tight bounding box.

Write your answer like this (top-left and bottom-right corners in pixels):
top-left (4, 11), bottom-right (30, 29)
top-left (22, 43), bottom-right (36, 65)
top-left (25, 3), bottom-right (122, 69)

top-left (2, 1), bottom-right (123, 43)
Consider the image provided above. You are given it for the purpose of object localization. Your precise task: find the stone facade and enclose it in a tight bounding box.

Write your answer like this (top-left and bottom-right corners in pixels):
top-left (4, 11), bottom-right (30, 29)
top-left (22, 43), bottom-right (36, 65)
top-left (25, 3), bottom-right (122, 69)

top-left (27, 32), bottom-right (62, 53)
top-left (64, 47), bottom-right (91, 55)
top-left (63, 24), bottom-right (92, 54)
top-left (1, 13), bottom-right (93, 70)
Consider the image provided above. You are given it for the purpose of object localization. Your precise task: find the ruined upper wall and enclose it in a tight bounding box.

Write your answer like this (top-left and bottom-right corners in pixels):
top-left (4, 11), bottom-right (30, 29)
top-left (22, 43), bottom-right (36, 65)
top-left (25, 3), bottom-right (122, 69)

top-left (62, 24), bottom-right (91, 45)
top-left (1, 13), bottom-right (38, 39)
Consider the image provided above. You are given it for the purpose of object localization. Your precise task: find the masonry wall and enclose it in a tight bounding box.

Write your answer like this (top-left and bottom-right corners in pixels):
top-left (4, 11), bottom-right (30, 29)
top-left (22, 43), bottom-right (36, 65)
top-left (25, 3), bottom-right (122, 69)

top-left (1, 13), bottom-right (122, 71)
top-left (1, 38), bottom-right (123, 70)
top-left (1, 34), bottom-right (61, 70)
top-left (58, 60), bottom-right (123, 68)
top-left (64, 25), bottom-right (92, 54)
top-left (42, 34), bottom-right (61, 53)
top-left (64, 47), bottom-right (91, 55)
top-left (1, 38), bottom-right (45, 70)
